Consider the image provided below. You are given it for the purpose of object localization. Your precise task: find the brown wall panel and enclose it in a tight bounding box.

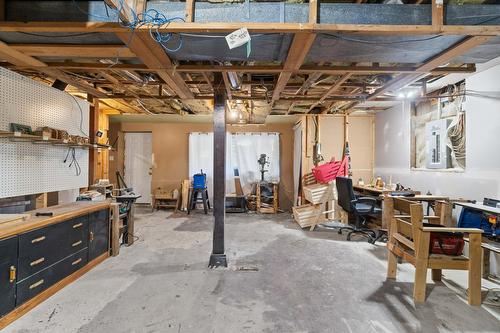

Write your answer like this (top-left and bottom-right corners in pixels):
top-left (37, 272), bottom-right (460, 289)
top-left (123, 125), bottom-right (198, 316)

top-left (109, 122), bottom-right (295, 211)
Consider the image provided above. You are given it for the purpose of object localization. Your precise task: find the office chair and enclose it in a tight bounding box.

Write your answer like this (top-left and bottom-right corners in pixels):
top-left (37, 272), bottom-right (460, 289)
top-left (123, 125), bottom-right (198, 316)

top-left (336, 177), bottom-right (383, 243)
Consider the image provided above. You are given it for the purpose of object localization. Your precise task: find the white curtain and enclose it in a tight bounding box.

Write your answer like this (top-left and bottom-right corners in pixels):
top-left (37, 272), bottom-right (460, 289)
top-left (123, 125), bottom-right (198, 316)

top-left (189, 132), bottom-right (280, 200)
top-left (188, 133), bottom-right (234, 200)
top-left (231, 133), bottom-right (280, 194)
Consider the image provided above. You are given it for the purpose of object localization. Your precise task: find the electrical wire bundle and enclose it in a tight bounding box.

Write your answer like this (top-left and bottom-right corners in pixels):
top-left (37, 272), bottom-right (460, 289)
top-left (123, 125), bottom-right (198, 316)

top-left (72, 0), bottom-right (185, 52)
top-left (446, 84), bottom-right (466, 169)
top-left (64, 147), bottom-right (82, 176)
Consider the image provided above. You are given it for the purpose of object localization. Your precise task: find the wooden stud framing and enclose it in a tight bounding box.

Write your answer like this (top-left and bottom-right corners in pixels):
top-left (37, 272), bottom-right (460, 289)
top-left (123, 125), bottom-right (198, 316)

top-left (11, 44), bottom-right (136, 58)
top-left (221, 72), bottom-right (233, 100)
top-left (115, 32), bottom-right (194, 99)
top-left (309, 0), bottom-right (318, 24)
top-left (2, 22), bottom-right (500, 36)
top-left (272, 33), bottom-right (317, 102)
top-left (432, 0), bottom-right (444, 30)
top-left (307, 73), bottom-right (352, 113)
top-left (185, 0), bottom-right (195, 22)
top-left (8, 62), bottom-right (475, 76)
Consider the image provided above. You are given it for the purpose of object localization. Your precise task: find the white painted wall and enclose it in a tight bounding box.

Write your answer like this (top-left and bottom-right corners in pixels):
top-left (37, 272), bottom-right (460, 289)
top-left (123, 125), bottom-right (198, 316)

top-left (375, 65), bottom-right (500, 200)
top-left (375, 63), bottom-right (500, 276)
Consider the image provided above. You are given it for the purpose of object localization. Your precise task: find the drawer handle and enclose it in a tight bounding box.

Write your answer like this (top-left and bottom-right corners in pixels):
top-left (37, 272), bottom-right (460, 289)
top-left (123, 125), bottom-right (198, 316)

top-left (29, 279), bottom-right (44, 290)
top-left (30, 257), bottom-right (45, 266)
top-left (31, 236), bottom-right (46, 244)
top-left (72, 258), bottom-right (82, 266)
top-left (72, 240), bottom-right (82, 247)
top-left (9, 266), bottom-right (16, 283)
top-left (73, 223), bottom-right (83, 229)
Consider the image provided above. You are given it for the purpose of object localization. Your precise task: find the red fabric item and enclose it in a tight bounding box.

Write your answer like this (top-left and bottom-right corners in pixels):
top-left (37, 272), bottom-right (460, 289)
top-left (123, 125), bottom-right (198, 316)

top-left (429, 232), bottom-right (465, 256)
top-left (312, 157), bottom-right (349, 183)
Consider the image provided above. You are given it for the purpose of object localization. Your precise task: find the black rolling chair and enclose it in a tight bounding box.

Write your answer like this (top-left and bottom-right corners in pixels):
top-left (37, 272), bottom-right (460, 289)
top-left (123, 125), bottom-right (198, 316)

top-left (336, 177), bottom-right (384, 243)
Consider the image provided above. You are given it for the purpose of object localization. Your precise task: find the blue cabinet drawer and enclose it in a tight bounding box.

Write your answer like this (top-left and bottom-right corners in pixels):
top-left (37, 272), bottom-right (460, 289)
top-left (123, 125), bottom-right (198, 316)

top-left (16, 248), bottom-right (88, 306)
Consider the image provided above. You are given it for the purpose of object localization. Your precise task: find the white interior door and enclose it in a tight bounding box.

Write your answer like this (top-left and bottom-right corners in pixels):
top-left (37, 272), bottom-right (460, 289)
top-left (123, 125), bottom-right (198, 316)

top-left (124, 132), bottom-right (152, 204)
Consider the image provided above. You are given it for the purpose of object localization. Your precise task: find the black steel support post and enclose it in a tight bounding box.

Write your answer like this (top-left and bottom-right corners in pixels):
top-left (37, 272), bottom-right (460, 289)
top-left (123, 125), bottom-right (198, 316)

top-left (208, 72), bottom-right (228, 268)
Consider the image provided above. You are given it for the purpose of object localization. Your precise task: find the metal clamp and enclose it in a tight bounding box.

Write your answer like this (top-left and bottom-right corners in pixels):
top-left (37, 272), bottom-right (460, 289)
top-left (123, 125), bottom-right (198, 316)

top-left (89, 231), bottom-right (94, 242)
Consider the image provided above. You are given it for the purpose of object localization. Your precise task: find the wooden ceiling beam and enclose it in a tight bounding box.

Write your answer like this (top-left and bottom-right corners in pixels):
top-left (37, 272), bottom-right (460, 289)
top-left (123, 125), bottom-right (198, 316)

top-left (103, 94), bottom-right (362, 102)
top-left (2, 22), bottom-right (500, 36)
top-left (11, 44), bottom-right (136, 58)
top-left (273, 33), bottom-right (317, 102)
top-left (108, 0), bottom-right (193, 99)
top-left (221, 72), bottom-right (233, 100)
top-left (115, 31), bottom-right (194, 99)
top-left (10, 62), bottom-right (476, 75)
top-left (185, 0), bottom-right (195, 22)
top-left (432, 0), bottom-right (444, 30)
top-left (307, 73), bottom-right (352, 113)
top-left (0, 39), bottom-right (107, 98)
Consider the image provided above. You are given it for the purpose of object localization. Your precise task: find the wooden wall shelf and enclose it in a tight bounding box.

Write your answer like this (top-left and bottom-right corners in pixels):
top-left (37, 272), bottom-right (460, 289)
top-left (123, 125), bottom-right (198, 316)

top-left (0, 131), bottom-right (113, 150)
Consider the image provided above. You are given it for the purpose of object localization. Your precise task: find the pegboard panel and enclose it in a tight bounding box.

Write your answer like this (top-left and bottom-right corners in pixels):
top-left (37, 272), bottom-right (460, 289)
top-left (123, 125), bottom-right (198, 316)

top-left (0, 68), bottom-right (89, 199)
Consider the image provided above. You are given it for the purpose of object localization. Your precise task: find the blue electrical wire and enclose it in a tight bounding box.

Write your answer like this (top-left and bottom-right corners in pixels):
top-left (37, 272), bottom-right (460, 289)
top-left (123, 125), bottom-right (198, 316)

top-left (71, 0), bottom-right (184, 52)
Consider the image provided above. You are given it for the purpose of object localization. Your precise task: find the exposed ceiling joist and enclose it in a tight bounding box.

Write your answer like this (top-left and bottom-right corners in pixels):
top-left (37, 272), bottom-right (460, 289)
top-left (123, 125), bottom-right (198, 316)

top-left (221, 72), bottom-right (233, 100)
top-left (308, 73), bottom-right (352, 113)
top-left (11, 44), bottom-right (136, 58)
top-left (273, 33), bottom-right (317, 102)
top-left (7, 62), bottom-right (476, 75)
top-left (0, 39), bottom-right (107, 98)
top-left (115, 31), bottom-right (194, 99)
top-left (1, 22), bottom-right (500, 36)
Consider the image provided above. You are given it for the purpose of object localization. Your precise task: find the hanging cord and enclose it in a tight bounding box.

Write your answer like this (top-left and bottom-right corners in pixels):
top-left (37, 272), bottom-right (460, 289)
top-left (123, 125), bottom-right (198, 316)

top-left (67, 93), bottom-right (89, 137)
top-left (64, 147), bottom-right (82, 176)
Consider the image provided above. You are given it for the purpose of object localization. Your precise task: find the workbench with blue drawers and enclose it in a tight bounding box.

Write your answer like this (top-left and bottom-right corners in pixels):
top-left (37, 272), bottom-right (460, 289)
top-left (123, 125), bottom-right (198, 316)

top-left (0, 201), bottom-right (111, 329)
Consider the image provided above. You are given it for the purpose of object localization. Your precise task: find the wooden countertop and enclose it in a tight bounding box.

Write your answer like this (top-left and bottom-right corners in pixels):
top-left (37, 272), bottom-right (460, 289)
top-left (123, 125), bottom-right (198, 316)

top-left (0, 201), bottom-right (111, 240)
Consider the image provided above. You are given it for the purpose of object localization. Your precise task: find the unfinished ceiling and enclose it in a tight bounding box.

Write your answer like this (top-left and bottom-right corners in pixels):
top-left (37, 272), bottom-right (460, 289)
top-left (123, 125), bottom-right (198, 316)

top-left (0, 0), bottom-right (499, 122)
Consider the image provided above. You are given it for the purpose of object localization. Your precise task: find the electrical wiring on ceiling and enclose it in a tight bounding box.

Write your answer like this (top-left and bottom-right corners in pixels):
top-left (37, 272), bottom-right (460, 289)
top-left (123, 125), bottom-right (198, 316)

top-left (72, 0), bottom-right (186, 53)
top-left (17, 31), bottom-right (100, 38)
top-left (321, 33), bottom-right (444, 45)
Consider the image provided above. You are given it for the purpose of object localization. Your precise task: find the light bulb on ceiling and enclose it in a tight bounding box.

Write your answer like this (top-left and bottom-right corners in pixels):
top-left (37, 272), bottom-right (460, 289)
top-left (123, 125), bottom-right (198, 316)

top-left (398, 92), bottom-right (405, 99)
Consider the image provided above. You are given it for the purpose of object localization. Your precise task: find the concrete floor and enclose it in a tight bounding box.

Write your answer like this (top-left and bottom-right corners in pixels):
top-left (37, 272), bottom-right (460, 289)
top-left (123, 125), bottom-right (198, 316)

top-left (4, 209), bottom-right (500, 333)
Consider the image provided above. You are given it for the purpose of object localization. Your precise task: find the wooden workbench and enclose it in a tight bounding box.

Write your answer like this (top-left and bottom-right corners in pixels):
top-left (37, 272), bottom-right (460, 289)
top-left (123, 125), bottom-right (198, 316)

top-left (0, 201), bottom-right (111, 329)
top-left (0, 201), bottom-right (110, 240)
